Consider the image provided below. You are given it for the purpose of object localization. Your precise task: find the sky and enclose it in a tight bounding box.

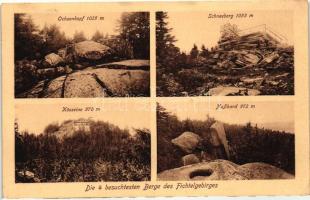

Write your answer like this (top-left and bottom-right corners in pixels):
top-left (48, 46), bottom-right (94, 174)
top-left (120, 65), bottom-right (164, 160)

top-left (158, 100), bottom-right (294, 132)
top-left (29, 12), bottom-right (122, 39)
top-left (15, 102), bottom-right (150, 135)
top-left (167, 11), bottom-right (294, 52)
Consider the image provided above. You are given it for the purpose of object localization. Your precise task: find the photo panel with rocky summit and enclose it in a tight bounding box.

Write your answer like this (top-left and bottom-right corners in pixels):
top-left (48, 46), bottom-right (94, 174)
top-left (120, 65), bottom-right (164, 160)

top-left (156, 11), bottom-right (294, 96)
top-left (15, 12), bottom-right (150, 98)
top-left (15, 102), bottom-right (151, 182)
top-left (157, 100), bottom-right (295, 180)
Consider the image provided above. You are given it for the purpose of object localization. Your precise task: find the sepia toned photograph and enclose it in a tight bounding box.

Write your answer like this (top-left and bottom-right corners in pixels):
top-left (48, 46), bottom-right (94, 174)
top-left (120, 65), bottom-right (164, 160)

top-left (156, 11), bottom-right (294, 96)
top-left (157, 101), bottom-right (295, 180)
top-left (15, 12), bottom-right (150, 98)
top-left (15, 103), bottom-right (151, 182)
top-left (2, 1), bottom-right (309, 198)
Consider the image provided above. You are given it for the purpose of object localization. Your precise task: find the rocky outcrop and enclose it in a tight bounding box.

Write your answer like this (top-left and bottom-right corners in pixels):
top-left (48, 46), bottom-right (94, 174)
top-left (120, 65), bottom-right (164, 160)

top-left (42, 53), bottom-right (64, 67)
top-left (182, 154), bottom-right (200, 166)
top-left (73, 40), bottom-right (112, 60)
top-left (93, 68), bottom-right (149, 97)
top-left (157, 27), bottom-right (294, 96)
top-left (51, 119), bottom-right (91, 139)
top-left (15, 40), bottom-right (116, 97)
top-left (17, 59), bottom-right (150, 98)
top-left (97, 59), bottom-right (150, 70)
top-left (237, 162), bottom-right (294, 179)
top-left (171, 132), bottom-right (202, 154)
top-left (41, 76), bottom-right (66, 98)
top-left (17, 170), bottom-right (40, 183)
top-left (157, 160), bottom-right (294, 181)
top-left (210, 122), bottom-right (230, 159)
top-left (64, 70), bottom-right (108, 98)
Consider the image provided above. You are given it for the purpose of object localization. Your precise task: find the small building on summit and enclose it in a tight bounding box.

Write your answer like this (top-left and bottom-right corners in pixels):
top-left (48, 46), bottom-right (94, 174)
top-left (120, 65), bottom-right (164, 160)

top-left (73, 118), bottom-right (91, 132)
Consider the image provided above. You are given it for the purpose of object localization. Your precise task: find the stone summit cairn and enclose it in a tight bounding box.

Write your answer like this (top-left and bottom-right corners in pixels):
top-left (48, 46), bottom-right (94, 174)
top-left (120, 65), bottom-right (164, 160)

top-left (204, 25), bottom-right (293, 96)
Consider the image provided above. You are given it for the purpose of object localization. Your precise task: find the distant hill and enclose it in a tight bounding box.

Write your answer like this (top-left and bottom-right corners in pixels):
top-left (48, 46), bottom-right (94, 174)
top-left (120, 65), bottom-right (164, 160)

top-left (50, 118), bottom-right (91, 139)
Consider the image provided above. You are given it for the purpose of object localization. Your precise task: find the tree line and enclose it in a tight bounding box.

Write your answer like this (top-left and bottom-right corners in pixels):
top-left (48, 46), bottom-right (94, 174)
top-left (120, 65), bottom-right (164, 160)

top-left (15, 119), bottom-right (150, 182)
top-left (156, 12), bottom-right (237, 70)
top-left (157, 103), bottom-right (295, 174)
top-left (15, 12), bottom-right (150, 61)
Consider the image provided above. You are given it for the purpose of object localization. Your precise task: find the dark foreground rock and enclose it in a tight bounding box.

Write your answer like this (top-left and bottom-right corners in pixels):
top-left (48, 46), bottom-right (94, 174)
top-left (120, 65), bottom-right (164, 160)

top-left (157, 159), bottom-right (294, 181)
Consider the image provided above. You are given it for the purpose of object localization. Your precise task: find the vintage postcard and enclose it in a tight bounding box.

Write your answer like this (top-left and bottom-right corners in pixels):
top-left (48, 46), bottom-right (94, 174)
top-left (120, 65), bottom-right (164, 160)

top-left (2, 0), bottom-right (309, 198)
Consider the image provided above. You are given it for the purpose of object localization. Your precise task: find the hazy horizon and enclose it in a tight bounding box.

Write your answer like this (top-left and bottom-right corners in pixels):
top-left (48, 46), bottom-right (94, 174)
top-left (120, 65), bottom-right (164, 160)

top-left (158, 101), bottom-right (294, 133)
top-left (167, 11), bottom-right (293, 52)
top-left (16, 102), bottom-right (150, 135)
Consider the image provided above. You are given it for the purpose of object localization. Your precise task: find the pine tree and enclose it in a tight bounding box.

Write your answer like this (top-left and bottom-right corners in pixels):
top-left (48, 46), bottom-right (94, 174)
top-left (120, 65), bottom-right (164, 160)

top-left (14, 14), bottom-right (43, 60)
top-left (40, 24), bottom-right (68, 55)
top-left (72, 31), bottom-right (87, 43)
top-left (156, 12), bottom-right (177, 61)
top-left (200, 44), bottom-right (209, 58)
top-left (118, 12), bottom-right (150, 59)
top-left (220, 23), bottom-right (240, 40)
top-left (91, 30), bottom-right (104, 42)
top-left (190, 44), bottom-right (199, 59)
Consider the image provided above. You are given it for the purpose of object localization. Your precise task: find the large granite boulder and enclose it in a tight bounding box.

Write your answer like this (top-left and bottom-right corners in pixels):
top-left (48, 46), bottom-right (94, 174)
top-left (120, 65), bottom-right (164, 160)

top-left (210, 122), bottom-right (230, 159)
top-left (37, 68), bottom-right (57, 79)
top-left (157, 160), bottom-right (294, 181)
top-left (73, 40), bottom-right (112, 60)
top-left (171, 132), bottom-right (202, 154)
top-left (182, 154), bottom-right (200, 166)
top-left (42, 53), bottom-right (64, 68)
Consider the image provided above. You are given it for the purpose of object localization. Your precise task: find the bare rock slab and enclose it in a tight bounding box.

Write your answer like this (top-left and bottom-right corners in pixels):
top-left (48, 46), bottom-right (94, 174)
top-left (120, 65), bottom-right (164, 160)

top-left (157, 160), bottom-right (293, 181)
top-left (97, 59), bottom-right (150, 70)
top-left (64, 70), bottom-right (108, 98)
top-left (42, 75), bottom-right (66, 98)
top-left (158, 160), bottom-right (244, 181)
top-left (237, 162), bottom-right (294, 179)
top-left (93, 68), bottom-right (150, 97)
